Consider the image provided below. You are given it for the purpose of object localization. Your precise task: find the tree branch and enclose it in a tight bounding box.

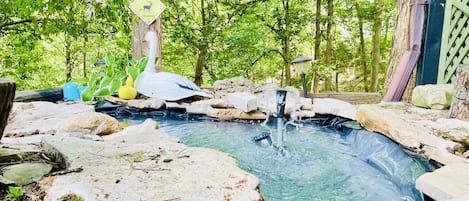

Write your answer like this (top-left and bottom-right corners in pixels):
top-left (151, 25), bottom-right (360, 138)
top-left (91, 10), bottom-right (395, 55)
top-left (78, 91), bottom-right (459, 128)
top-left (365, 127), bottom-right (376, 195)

top-left (0, 19), bottom-right (34, 30)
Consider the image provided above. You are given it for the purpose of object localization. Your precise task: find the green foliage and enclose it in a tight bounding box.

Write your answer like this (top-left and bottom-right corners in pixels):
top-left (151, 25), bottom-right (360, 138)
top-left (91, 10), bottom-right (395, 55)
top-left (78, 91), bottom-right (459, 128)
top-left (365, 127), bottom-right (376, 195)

top-left (80, 53), bottom-right (148, 102)
top-left (0, 0), bottom-right (397, 93)
top-left (59, 194), bottom-right (84, 201)
top-left (5, 186), bottom-right (24, 201)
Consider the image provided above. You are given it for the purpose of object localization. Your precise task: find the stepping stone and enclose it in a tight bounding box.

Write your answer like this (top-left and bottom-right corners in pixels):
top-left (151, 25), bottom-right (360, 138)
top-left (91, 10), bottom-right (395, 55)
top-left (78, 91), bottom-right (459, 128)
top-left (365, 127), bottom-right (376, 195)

top-left (2, 162), bottom-right (52, 186)
top-left (416, 163), bottom-right (469, 200)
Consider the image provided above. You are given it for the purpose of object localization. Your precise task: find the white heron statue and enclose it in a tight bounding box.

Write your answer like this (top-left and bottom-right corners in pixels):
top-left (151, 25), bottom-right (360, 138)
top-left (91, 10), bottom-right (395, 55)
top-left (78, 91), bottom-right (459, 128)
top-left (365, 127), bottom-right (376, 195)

top-left (134, 31), bottom-right (212, 101)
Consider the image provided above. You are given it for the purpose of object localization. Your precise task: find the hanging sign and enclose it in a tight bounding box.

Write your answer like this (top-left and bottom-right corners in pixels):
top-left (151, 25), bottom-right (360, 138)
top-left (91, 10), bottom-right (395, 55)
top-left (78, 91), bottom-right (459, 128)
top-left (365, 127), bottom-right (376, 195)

top-left (129, 0), bottom-right (166, 25)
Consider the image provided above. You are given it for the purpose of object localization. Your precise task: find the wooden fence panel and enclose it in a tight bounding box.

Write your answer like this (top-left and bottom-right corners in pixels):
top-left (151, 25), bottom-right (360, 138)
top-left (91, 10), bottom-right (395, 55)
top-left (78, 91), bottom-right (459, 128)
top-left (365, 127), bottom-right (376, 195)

top-left (438, 0), bottom-right (469, 84)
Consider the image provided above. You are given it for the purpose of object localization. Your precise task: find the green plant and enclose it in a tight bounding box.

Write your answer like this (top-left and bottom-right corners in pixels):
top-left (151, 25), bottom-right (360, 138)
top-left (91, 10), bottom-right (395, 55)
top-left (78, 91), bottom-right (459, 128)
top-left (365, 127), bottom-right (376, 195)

top-left (5, 186), bottom-right (24, 201)
top-left (59, 193), bottom-right (84, 201)
top-left (80, 53), bottom-right (149, 101)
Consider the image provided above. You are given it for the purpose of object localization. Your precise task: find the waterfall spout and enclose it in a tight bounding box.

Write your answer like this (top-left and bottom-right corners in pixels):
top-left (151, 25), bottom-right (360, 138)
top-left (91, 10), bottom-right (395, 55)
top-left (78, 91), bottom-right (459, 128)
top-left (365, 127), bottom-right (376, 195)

top-left (276, 89), bottom-right (288, 151)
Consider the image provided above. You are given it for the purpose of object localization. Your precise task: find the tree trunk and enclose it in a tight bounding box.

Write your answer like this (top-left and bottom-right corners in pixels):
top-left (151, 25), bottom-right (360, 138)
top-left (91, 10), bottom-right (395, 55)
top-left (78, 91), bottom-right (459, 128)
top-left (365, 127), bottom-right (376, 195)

top-left (356, 3), bottom-right (368, 92)
top-left (384, 0), bottom-right (412, 95)
top-left (312, 0), bottom-right (322, 93)
top-left (325, 0), bottom-right (334, 91)
top-left (132, 15), bottom-right (163, 72)
top-left (83, 35), bottom-right (87, 78)
top-left (0, 79), bottom-right (15, 140)
top-left (194, 0), bottom-right (207, 86)
top-left (195, 46), bottom-right (208, 86)
top-left (371, 0), bottom-right (383, 92)
top-left (283, 0), bottom-right (292, 86)
top-left (65, 33), bottom-right (72, 82)
top-left (449, 65), bottom-right (469, 121)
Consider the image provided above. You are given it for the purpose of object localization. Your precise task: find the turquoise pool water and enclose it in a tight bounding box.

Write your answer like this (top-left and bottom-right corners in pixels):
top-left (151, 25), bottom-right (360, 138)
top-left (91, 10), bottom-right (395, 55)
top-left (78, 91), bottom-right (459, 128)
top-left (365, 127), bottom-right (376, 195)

top-left (127, 115), bottom-right (427, 201)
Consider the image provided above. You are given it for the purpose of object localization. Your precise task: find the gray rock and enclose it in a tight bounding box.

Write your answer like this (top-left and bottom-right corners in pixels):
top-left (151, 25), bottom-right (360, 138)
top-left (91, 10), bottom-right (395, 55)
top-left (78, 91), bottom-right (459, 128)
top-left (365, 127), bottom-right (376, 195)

top-left (411, 84), bottom-right (454, 109)
top-left (5, 102), bottom-right (93, 137)
top-left (0, 144), bottom-right (41, 163)
top-left (213, 77), bottom-right (255, 99)
top-left (227, 92), bottom-right (258, 113)
top-left (431, 118), bottom-right (469, 146)
top-left (55, 112), bottom-right (120, 137)
top-left (2, 163), bottom-right (52, 186)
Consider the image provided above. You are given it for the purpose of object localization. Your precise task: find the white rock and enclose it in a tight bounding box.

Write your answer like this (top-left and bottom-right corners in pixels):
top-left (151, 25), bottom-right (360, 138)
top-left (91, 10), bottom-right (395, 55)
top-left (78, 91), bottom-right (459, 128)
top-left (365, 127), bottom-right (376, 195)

top-left (102, 119), bottom-right (178, 143)
top-left (314, 98), bottom-right (356, 119)
top-left (213, 77), bottom-right (255, 99)
top-left (165, 102), bottom-right (190, 110)
top-left (298, 110), bottom-right (316, 118)
top-left (192, 98), bottom-right (230, 108)
top-left (416, 163), bottom-right (469, 201)
top-left (186, 103), bottom-right (213, 115)
top-left (300, 97), bottom-right (313, 110)
top-left (55, 112), bottom-right (120, 137)
top-left (42, 120), bottom-right (262, 201)
top-left (127, 97), bottom-right (165, 109)
top-left (5, 102), bottom-right (93, 137)
top-left (256, 86), bottom-right (302, 115)
top-left (356, 105), bottom-right (461, 156)
top-left (227, 92), bottom-right (258, 113)
top-left (435, 118), bottom-right (469, 146)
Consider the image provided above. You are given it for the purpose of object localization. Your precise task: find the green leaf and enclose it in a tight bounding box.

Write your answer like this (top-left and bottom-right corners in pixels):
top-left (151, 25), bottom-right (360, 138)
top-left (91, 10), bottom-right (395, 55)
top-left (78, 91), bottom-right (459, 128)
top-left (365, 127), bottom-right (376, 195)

top-left (93, 87), bottom-right (111, 97)
top-left (109, 79), bottom-right (122, 93)
top-left (80, 87), bottom-right (95, 101)
top-left (98, 76), bottom-right (113, 89)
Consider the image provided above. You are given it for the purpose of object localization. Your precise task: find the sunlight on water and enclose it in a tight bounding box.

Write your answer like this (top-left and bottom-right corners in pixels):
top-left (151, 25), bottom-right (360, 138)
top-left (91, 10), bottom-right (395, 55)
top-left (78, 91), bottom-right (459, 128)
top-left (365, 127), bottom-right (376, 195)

top-left (128, 116), bottom-right (427, 201)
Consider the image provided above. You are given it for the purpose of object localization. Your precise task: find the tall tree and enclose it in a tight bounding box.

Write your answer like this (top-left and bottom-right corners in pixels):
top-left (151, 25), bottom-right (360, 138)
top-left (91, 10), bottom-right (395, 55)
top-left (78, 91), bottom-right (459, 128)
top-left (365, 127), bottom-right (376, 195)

top-left (164, 0), bottom-right (267, 86)
top-left (325, 0), bottom-right (334, 91)
top-left (370, 0), bottom-right (383, 92)
top-left (283, 0), bottom-right (292, 86)
top-left (312, 0), bottom-right (322, 93)
top-left (355, 2), bottom-right (368, 92)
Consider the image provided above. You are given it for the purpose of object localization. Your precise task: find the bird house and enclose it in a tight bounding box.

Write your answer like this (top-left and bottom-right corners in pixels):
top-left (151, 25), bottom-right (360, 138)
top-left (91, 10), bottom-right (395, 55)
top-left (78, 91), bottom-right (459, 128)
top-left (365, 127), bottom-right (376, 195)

top-left (291, 57), bottom-right (312, 77)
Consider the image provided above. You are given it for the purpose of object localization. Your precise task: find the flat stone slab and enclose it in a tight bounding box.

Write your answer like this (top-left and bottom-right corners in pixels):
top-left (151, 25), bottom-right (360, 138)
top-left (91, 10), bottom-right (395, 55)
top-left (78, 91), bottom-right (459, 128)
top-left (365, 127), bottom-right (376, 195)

top-left (416, 163), bottom-right (469, 200)
top-left (41, 120), bottom-right (262, 201)
top-left (313, 98), bottom-right (356, 120)
top-left (0, 144), bottom-right (41, 163)
top-left (5, 102), bottom-right (93, 137)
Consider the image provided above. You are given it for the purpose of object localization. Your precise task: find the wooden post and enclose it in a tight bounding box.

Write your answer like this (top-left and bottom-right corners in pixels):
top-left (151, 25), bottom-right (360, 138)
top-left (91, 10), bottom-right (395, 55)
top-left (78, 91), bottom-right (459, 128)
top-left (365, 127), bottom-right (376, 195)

top-left (0, 78), bottom-right (15, 139)
top-left (449, 65), bottom-right (469, 121)
top-left (132, 15), bottom-right (163, 72)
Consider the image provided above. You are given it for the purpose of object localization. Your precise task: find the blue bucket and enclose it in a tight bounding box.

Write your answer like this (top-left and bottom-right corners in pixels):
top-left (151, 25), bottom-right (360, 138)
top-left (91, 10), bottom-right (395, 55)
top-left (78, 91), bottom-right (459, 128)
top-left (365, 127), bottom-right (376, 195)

top-left (63, 82), bottom-right (80, 101)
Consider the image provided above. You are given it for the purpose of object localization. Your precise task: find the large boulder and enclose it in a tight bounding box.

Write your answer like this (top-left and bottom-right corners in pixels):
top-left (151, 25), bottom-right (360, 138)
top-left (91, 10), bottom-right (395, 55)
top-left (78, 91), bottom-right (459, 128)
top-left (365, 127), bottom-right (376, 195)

top-left (416, 163), bottom-right (469, 201)
top-left (41, 119), bottom-right (263, 201)
top-left (213, 77), bottom-right (255, 99)
top-left (313, 98), bottom-right (356, 120)
top-left (356, 104), bottom-right (464, 165)
top-left (55, 112), bottom-right (121, 137)
top-left (227, 92), bottom-right (258, 113)
top-left (411, 84), bottom-right (454, 109)
top-left (4, 102), bottom-right (93, 137)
